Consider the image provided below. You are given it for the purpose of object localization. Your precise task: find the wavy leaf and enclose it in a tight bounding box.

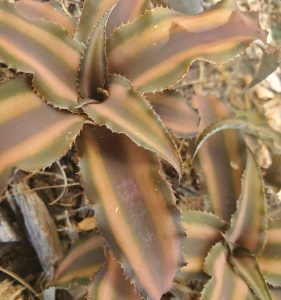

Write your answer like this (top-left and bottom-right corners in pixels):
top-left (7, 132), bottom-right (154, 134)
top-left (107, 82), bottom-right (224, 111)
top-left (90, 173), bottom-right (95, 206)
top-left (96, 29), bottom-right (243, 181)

top-left (0, 1), bottom-right (82, 109)
top-left (154, 0), bottom-right (204, 14)
top-left (108, 4), bottom-right (265, 93)
top-left (146, 90), bottom-right (199, 138)
top-left (258, 219), bottom-right (281, 287)
top-left (0, 78), bottom-right (85, 194)
top-left (202, 242), bottom-right (254, 300)
top-left (82, 75), bottom-right (181, 174)
top-left (226, 151), bottom-right (267, 255)
top-left (76, 125), bottom-right (183, 300)
top-left (88, 252), bottom-right (141, 300)
top-left (177, 211), bottom-right (225, 283)
top-left (53, 234), bottom-right (105, 284)
top-left (228, 249), bottom-right (271, 300)
top-left (15, 0), bottom-right (76, 36)
top-left (107, 0), bottom-right (151, 35)
top-left (194, 113), bottom-right (281, 158)
top-left (247, 46), bottom-right (281, 89)
top-left (192, 95), bottom-right (245, 222)
top-left (78, 8), bottom-right (114, 100)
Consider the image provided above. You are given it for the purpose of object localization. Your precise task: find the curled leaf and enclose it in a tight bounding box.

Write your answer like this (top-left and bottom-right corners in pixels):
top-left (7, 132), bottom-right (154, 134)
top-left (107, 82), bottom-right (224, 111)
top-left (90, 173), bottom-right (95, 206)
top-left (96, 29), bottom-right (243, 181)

top-left (192, 95), bottom-right (245, 222)
top-left (78, 7), bottom-right (115, 100)
top-left (76, 0), bottom-right (117, 43)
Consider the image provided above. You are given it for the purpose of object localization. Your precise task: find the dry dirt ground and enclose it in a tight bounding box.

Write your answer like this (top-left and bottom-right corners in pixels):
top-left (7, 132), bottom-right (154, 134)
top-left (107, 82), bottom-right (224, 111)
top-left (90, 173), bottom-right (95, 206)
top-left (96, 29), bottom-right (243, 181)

top-left (0, 0), bottom-right (281, 299)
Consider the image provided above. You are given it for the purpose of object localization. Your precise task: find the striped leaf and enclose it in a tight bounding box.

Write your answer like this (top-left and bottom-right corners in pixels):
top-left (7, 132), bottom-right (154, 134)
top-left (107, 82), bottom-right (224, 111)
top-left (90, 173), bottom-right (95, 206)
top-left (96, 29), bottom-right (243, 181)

top-left (228, 250), bottom-right (271, 300)
top-left (15, 0), bottom-right (76, 36)
top-left (76, 125), bottom-right (183, 300)
top-left (108, 4), bottom-right (265, 93)
top-left (0, 1), bottom-right (82, 109)
top-left (247, 46), bottom-right (281, 89)
top-left (192, 95), bottom-right (245, 222)
top-left (107, 0), bottom-right (151, 35)
top-left (78, 8), bottom-right (114, 100)
top-left (76, 0), bottom-right (117, 43)
top-left (258, 219), bottom-right (281, 287)
top-left (88, 252), bottom-right (141, 300)
top-left (154, 0), bottom-right (204, 14)
top-left (202, 242), bottom-right (254, 300)
top-left (54, 234), bottom-right (105, 284)
top-left (226, 151), bottom-right (267, 255)
top-left (0, 78), bottom-right (84, 194)
top-left (177, 211), bottom-right (225, 283)
top-left (146, 90), bottom-right (199, 138)
top-left (82, 75), bottom-right (181, 174)
top-left (77, 0), bottom-right (149, 43)
top-left (193, 112), bottom-right (281, 159)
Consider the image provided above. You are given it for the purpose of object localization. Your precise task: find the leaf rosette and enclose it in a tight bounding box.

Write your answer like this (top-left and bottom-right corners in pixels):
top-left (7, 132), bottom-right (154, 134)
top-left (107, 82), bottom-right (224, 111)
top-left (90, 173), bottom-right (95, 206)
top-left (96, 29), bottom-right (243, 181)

top-left (0, 0), bottom-right (266, 299)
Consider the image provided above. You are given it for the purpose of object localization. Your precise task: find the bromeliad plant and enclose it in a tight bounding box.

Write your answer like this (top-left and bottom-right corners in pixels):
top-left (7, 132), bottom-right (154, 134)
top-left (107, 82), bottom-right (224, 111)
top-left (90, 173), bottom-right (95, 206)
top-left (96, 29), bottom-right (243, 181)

top-left (178, 150), bottom-right (281, 300)
top-left (0, 0), bottom-right (267, 299)
top-left (173, 95), bottom-right (281, 300)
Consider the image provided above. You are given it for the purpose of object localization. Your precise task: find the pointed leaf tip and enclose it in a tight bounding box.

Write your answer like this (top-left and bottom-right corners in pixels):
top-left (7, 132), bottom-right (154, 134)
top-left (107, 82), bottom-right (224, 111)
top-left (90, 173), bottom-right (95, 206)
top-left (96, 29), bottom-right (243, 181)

top-left (88, 252), bottom-right (142, 300)
top-left (226, 150), bottom-right (267, 255)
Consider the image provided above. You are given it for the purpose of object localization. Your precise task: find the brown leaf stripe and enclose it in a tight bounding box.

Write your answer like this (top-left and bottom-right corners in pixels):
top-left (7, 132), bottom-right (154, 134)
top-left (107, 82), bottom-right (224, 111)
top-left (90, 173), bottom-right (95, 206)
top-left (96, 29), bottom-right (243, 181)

top-left (0, 1), bottom-right (82, 109)
top-left (108, 6), bottom-right (265, 92)
top-left (258, 219), bottom-right (281, 287)
top-left (107, 0), bottom-right (150, 35)
top-left (229, 253), bottom-right (271, 300)
top-left (146, 90), bottom-right (199, 138)
top-left (226, 151), bottom-right (267, 255)
top-left (88, 252), bottom-right (141, 300)
top-left (15, 0), bottom-right (76, 35)
top-left (54, 234), bottom-right (105, 284)
top-left (76, 0), bottom-right (117, 43)
top-left (76, 125), bottom-right (183, 300)
top-left (78, 9), bottom-right (113, 99)
top-left (0, 78), bottom-right (84, 193)
top-left (177, 211), bottom-right (225, 283)
top-left (82, 75), bottom-right (181, 175)
top-left (202, 242), bottom-right (254, 300)
top-left (193, 95), bottom-right (245, 222)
